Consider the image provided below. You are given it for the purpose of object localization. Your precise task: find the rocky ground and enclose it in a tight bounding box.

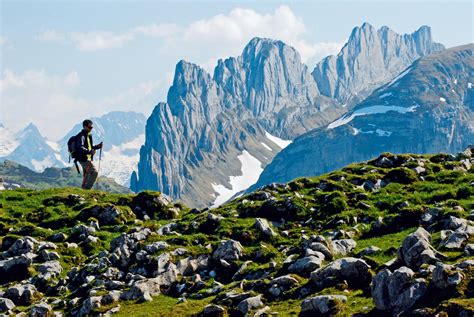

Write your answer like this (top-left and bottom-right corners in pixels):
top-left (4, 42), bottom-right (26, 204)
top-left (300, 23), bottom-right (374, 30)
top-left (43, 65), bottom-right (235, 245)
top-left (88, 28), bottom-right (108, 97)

top-left (0, 148), bottom-right (473, 316)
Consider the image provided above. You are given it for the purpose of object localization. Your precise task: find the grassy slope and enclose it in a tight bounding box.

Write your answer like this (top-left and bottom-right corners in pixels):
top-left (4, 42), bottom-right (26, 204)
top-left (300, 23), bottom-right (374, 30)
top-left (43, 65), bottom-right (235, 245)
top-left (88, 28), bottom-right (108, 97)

top-left (0, 152), bottom-right (473, 316)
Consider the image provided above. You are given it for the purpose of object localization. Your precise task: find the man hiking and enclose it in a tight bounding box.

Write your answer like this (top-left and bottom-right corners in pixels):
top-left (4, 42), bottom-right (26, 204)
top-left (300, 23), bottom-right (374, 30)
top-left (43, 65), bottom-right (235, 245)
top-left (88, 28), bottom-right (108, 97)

top-left (76, 119), bottom-right (103, 189)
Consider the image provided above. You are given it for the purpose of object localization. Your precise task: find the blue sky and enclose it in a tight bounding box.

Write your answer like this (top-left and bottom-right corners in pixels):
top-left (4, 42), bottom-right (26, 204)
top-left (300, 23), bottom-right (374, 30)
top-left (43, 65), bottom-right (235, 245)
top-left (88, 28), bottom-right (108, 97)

top-left (1, 0), bottom-right (472, 139)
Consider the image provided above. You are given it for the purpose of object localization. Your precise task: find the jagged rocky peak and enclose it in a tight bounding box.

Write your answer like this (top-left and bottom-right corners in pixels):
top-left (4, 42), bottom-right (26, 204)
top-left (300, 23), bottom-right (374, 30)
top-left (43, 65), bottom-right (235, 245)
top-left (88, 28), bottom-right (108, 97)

top-left (167, 59), bottom-right (221, 124)
top-left (312, 22), bottom-right (445, 104)
top-left (215, 36), bottom-right (319, 116)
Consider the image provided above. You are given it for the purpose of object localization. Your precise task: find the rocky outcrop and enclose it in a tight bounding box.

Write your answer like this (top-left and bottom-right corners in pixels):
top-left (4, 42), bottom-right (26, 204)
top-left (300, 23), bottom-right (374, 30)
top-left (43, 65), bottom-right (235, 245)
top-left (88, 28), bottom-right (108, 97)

top-left (312, 23), bottom-right (444, 105)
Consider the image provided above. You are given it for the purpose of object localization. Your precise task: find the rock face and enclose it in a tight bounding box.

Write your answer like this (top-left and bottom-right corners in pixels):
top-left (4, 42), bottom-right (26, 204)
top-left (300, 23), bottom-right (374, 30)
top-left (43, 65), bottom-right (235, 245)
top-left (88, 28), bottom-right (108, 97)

top-left (250, 44), bottom-right (473, 191)
top-left (313, 23), bottom-right (444, 105)
top-left (213, 240), bottom-right (244, 262)
top-left (133, 37), bottom-right (343, 208)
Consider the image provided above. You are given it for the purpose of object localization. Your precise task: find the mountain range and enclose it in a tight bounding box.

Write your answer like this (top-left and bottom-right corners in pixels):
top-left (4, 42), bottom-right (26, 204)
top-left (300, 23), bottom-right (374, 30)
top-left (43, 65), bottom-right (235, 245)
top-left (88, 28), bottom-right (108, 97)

top-left (133, 22), bottom-right (446, 208)
top-left (249, 44), bottom-right (473, 191)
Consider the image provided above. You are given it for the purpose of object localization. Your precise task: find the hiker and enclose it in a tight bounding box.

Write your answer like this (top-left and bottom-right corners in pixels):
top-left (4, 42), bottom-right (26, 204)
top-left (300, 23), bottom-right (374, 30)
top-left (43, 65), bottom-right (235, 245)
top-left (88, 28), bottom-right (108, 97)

top-left (76, 119), bottom-right (103, 189)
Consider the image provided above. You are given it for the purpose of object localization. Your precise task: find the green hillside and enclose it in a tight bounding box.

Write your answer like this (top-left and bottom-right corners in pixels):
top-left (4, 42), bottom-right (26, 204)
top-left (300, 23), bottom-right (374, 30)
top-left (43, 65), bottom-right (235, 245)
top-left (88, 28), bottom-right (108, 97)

top-left (0, 150), bottom-right (472, 316)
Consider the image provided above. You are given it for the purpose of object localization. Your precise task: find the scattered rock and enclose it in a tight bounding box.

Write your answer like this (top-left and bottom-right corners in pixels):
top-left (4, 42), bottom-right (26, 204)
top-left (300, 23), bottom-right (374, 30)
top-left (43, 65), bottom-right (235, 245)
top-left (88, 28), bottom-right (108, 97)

top-left (213, 240), bottom-right (244, 262)
top-left (300, 295), bottom-right (347, 316)
top-left (236, 294), bottom-right (264, 315)
top-left (371, 266), bottom-right (428, 313)
top-left (288, 256), bottom-right (322, 275)
top-left (255, 218), bottom-right (277, 237)
top-left (201, 304), bottom-right (226, 317)
top-left (397, 227), bottom-right (440, 269)
top-left (30, 302), bottom-right (52, 317)
top-left (310, 258), bottom-right (371, 289)
top-left (0, 297), bottom-right (15, 313)
top-left (431, 262), bottom-right (464, 289)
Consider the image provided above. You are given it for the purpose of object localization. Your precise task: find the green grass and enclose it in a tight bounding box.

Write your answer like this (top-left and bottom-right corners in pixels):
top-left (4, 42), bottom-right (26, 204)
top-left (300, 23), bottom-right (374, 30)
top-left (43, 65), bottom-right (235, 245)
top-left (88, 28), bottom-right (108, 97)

top-left (115, 295), bottom-right (216, 317)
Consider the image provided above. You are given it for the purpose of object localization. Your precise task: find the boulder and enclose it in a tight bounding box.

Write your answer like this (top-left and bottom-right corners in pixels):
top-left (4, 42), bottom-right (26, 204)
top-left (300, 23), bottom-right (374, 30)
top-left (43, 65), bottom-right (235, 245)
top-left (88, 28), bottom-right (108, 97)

top-left (3, 236), bottom-right (38, 257)
top-left (288, 256), bottom-right (322, 275)
top-left (397, 227), bottom-right (439, 269)
top-left (255, 218), bottom-right (276, 237)
top-left (201, 304), bottom-right (226, 317)
top-left (30, 302), bottom-right (52, 317)
top-left (236, 294), bottom-right (264, 315)
top-left (4, 284), bottom-right (41, 305)
top-left (431, 262), bottom-right (464, 289)
top-left (144, 241), bottom-right (169, 253)
top-left (310, 257), bottom-right (371, 289)
top-left (300, 295), bottom-right (347, 316)
top-left (0, 297), bottom-right (15, 313)
top-left (331, 239), bottom-right (356, 256)
top-left (213, 240), bottom-right (244, 262)
top-left (371, 266), bottom-right (428, 313)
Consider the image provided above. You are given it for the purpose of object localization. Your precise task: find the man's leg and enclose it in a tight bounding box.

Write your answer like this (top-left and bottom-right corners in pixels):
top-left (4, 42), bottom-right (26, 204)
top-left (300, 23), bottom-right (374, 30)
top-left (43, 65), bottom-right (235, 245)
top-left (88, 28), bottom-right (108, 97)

top-left (79, 161), bottom-right (98, 189)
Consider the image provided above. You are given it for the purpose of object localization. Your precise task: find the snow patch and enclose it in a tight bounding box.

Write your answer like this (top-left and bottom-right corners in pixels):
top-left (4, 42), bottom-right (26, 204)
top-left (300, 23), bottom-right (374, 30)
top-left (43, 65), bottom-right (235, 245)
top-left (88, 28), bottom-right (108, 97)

top-left (327, 105), bottom-right (418, 130)
top-left (379, 92), bottom-right (392, 99)
top-left (99, 134), bottom-right (145, 186)
top-left (0, 126), bottom-right (19, 156)
top-left (265, 131), bottom-right (292, 149)
top-left (376, 129), bottom-right (392, 137)
top-left (261, 142), bottom-right (272, 152)
top-left (31, 156), bottom-right (55, 172)
top-left (211, 150), bottom-right (263, 208)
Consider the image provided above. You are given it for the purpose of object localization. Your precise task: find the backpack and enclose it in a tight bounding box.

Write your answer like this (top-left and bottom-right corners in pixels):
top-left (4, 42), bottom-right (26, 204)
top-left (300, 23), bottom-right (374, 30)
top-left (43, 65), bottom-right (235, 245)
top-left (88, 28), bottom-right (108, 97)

top-left (67, 133), bottom-right (81, 174)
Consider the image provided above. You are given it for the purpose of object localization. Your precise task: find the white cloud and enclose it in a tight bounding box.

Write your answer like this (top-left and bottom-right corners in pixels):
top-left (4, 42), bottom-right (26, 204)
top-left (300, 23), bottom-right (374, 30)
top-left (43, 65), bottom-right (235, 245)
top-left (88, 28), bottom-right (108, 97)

top-left (35, 30), bottom-right (66, 42)
top-left (70, 31), bottom-right (134, 51)
top-left (32, 6), bottom-right (342, 65)
top-left (159, 5), bottom-right (342, 69)
top-left (133, 23), bottom-right (180, 37)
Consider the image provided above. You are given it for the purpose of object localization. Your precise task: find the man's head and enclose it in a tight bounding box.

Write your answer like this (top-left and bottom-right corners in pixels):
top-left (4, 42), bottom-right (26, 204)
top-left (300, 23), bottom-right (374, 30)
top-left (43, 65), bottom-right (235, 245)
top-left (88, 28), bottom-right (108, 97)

top-left (83, 119), bottom-right (93, 132)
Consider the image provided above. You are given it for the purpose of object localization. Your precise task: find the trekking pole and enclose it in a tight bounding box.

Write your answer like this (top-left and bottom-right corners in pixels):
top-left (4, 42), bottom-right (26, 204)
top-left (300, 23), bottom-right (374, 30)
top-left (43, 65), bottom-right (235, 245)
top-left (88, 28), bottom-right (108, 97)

top-left (96, 145), bottom-right (103, 190)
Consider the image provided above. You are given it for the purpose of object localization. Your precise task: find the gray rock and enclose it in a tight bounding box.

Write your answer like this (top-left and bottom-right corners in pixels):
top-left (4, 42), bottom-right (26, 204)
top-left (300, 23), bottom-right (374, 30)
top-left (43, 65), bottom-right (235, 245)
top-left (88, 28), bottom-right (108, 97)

top-left (288, 256), bottom-right (322, 275)
top-left (78, 296), bottom-right (102, 316)
top-left (331, 239), bottom-right (356, 256)
top-left (144, 241), bottom-right (169, 253)
top-left (40, 249), bottom-right (60, 261)
top-left (310, 257), bottom-right (371, 289)
top-left (30, 302), bottom-right (52, 317)
top-left (300, 295), bottom-right (347, 315)
top-left (465, 244), bottom-right (474, 256)
top-left (120, 278), bottom-right (162, 301)
top-left (397, 227), bottom-right (439, 269)
top-left (432, 262), bottom-right (464, 289)
top-left (270, 275), bottom-right (299, 288)
top-left (440, 231), bottom-right (469, 249)
top-left (307, 242), bottom-right (332, 260)
top-left (255, 218), bottom-right (276, 237)
top-left (371, 266), bottom-right (428, 313)
top-left (4, 236), bottom-right (38, 257)
top-left (213, 240), bottom-right (244, 262)
top-left (37, 261), bottom-right (62, 281)
top-left (0, 297), bottom-right (15, 312)
top-left (236, 294), bottom-right (264, 315)
top-left (201, 304), bottom-right (226, 317)
top-left (359, 246), bottom-right (381, 256)
top-left (4, 284), bottom-right (41, 305)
